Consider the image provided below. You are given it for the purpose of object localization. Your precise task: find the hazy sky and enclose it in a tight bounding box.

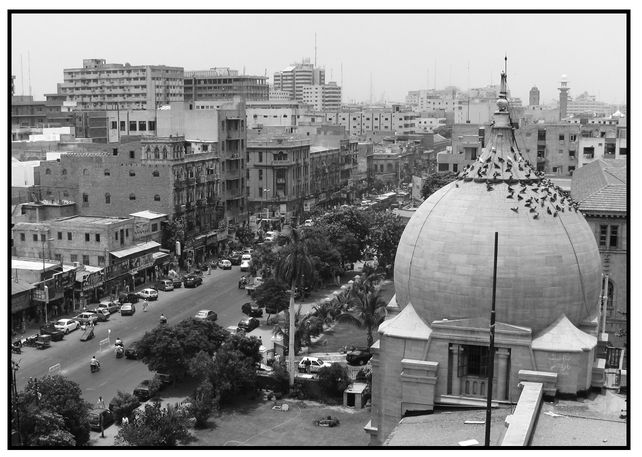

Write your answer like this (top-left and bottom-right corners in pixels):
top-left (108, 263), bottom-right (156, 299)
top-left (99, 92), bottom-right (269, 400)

top-left (10, 12), bottom-right (628, 105)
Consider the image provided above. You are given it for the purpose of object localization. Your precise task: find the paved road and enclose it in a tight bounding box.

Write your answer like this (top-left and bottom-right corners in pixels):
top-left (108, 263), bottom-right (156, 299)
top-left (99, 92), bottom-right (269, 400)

top-left (12, 266), bottom-right (253, 405)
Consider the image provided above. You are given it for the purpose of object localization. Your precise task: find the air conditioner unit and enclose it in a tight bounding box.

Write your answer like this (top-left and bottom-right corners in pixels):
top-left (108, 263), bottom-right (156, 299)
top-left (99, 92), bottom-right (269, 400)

top-left (73, 262), bottom-right (81, 267)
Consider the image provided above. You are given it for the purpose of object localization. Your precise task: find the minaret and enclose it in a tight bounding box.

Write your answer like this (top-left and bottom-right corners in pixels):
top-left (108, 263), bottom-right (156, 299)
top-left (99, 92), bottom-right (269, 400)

top-left (558, 75), bottom-right (570, 120)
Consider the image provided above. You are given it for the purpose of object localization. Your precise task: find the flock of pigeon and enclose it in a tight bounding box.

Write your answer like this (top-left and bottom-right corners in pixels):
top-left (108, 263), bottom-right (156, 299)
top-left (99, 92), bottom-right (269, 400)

top-left (454, 144), bottom-right (581, 220)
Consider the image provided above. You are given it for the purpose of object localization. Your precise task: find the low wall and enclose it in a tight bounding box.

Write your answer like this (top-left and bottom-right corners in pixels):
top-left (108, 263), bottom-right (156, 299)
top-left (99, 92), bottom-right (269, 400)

top-left (501, 381), bottom-right (544, 446)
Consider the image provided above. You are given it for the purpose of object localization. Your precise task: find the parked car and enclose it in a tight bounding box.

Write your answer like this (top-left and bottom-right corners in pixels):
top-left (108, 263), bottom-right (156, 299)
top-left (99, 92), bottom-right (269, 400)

top-left (156, 279), bottom-right (174, 291)
top-left (120, 303), bottom-right (136, 316)
top-left (88, 408), bottom-right (114, 431)
top-left (88, 308), bottom-right (111, 322)
top-left (194, 309), bottom-right (218, 322)
top-left (242, 248), bottom-right (254, 256)
top-left (238, 317), bottom-right (260, 332)
top-left (97, 301), bottom-right (120, 314)
top-left (125, 342), bottom-right (140, 359)
top-left (298, 356), bottom-right (332, 373)
top-left (171, 276), bottom-right (183, 288)
top-left (137, 288), bottom-right (159, 301)
top-left (119, 292), bottom-right (139, 304)
top-left (54, 318), bottom-right (79, 334)
top-left (313, 416), bottom-right (340, 427)
top-left (242, 302), bottom-right (264, 318)
top-left (39, 323), bottom-right (64, 341)
top-left (154, 372), bottom-right (174, 390)
top-left (184, 275), bottom-right (203, 288)
top-left (226, 325), bottom-right (243, 335)
top-left (346, 348), bottom-right (373, 366)
top-left (217, 259), bottom-right (232, 270)
top-left (240, 259), bottom-right (251, 272)
top-left (133, 378), bottom-right (161, 402)
top-left (74, 312), bottom-right (99, 326)
top-left (304, 219), bottom-right (314, 227)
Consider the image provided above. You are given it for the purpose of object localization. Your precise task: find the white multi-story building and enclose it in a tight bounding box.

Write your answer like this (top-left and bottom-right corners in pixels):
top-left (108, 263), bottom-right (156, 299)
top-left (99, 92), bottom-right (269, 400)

top-left (301, 82), bottom-right (342, 111)
top-left (273, 59), bottom-right (325, 103)
top-left (55, 58), bottom-right (184, 111)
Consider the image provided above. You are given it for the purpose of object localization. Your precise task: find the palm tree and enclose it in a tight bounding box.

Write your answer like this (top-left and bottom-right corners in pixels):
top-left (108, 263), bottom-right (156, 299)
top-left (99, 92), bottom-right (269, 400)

top-left (274, 228), bottom-right (314, 386)
top-left (337, 272), bottom-right (387, 348)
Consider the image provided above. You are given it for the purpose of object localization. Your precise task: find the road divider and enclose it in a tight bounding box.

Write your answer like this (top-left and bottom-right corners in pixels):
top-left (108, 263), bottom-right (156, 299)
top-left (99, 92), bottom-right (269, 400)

top-left (99, 337), bottom-right (111, 352)
top-left (48, 363), bottom-right (61, 375)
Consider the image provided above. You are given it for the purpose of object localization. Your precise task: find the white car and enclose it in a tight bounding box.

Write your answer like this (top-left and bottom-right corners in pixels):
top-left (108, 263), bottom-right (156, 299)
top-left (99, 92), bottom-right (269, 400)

top-left (304, 219), bottom-right (314, 227)
top-left (54, 318), bottom-right (80, 334)
top-left (241, 253), bottom-right (252, 262)
top-left (137, 288), bottom-right (159, 301)
top-left (298, 356), bottom-right (333, 373)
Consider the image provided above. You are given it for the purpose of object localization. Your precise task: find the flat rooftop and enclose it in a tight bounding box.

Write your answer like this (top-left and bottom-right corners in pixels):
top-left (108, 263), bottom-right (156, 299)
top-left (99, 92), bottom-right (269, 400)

top-left (384, 390), bottom-right (627, 447)
top-left (54, 215), bottom-right (131, 225)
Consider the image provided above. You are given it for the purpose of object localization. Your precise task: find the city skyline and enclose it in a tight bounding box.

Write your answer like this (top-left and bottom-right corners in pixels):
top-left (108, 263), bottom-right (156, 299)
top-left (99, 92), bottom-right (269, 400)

top-left (10, 12), bottom-right (627, 105)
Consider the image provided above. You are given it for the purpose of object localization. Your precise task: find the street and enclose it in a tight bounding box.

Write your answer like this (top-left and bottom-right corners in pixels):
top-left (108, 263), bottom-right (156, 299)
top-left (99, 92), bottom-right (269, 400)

top-left (12, 266), bottom-right (253, 406)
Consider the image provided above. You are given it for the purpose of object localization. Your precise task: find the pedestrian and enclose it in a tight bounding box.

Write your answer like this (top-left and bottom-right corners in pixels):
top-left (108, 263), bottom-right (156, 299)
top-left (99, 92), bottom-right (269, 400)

top-left (143, 299), bottom-right (148, 312)
top-left (121, 416), bottom-right (129, 426)
top-left (97, 396), bottom-right (105, 408)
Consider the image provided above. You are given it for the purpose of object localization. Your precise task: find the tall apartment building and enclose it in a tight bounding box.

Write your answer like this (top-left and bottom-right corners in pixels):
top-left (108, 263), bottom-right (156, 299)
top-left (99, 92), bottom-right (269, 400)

top-left (567, 92), bottom-right (615, 117)
top-left (302, 81), bottom-right (342, 111)
top-left (529, 86), bottom-right (540, 106)
top-left (54, 58), bottom-right (184, 111)
top-left (184, 67), bottom-right (268, 102)
top-left (301, 108), bottom-right (419, 138)
top-left (37, 99), bottom-right (248, 261)
top-left (246, 135), bottom-right (311, 222)
top-left (577, 118), bottom-right (627, 167)
top-left (273, 59), bottom-right (325, 103)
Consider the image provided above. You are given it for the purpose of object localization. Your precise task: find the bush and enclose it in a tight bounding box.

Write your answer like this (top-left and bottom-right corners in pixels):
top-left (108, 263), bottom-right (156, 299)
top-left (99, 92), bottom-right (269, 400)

top-left (109, 391), bottom-right (141, 425)
top-left (317, 364), bottom-right (351, 399)
top-left (189, 380), bottom-right (216, 429)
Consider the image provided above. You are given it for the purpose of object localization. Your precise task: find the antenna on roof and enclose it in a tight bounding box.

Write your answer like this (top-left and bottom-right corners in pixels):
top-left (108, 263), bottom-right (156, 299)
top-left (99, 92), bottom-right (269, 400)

top-left (28, 51), bottom-right (32, 96)
top-left (20, 54), bottom-right (24, 96)
top-left (314, 32), bottom-right (317, 67)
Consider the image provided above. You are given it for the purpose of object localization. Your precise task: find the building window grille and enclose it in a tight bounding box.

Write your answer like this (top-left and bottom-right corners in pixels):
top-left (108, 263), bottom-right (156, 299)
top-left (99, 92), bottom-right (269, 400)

top-left (105, 193), bottom-right (111, 204)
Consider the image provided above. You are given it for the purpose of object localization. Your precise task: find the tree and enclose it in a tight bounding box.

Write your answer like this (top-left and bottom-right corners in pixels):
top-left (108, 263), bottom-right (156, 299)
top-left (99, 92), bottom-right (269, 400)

top-left (161, 218), bottom-right (185, 253)
top-left (433, 124), bottom-right (453, 139)
top-left (253, 278), bottom-right (289, 320)
top-left (318, 207), bottom-right (371, 261)
top-left (20, 409), bottom-right (76, 447)
top-left (235, 225), bottom-right (255, 247)
top-left (317, 364), bottom-right (351, 399)
top-left (108, 391), bottom-right (140, 425)
top-left (136, 319), bottom-right (228, 380)
top-left (115, 401), bottom-right (192, 446)
top-left (338, 273), bottom-right (388, 348)
top-left (304, 229), bottom-right (342, 285)
top-left (367, 211), bottom-right (406, 274)
top-left (274, 228), bottom-right (315, 386)
top-left (420, 171), bottom-right (458, 199)
top-left (210, 334), bottom-right (262, 402)
top-left (17, 375), bottom-right (91, 446)
top-left (187, 350), bottom-right (217, 381)
top-left (248, 243), bottom-right (278, 278)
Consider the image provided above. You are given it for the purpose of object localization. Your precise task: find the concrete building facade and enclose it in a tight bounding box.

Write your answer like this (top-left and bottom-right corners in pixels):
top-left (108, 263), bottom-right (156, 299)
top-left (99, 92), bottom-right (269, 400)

top-left (301, 82), bottom-right (342, 111)
top-left (184, 67), bottom-right (269, 102)
top-left (55, 58), bottom-right (184, 111)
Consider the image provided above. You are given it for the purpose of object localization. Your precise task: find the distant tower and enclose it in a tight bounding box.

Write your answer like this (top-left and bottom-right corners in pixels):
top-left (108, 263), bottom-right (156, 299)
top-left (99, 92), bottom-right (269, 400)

top-left (529, 86), bottom-right (540, 106)
top-left (558, 75), bottom-right (570, 120)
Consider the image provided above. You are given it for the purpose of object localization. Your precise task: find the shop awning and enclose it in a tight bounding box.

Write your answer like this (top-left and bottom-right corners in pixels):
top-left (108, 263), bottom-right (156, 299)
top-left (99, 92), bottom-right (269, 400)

top-left (110, 241), bottom-right (160, 258)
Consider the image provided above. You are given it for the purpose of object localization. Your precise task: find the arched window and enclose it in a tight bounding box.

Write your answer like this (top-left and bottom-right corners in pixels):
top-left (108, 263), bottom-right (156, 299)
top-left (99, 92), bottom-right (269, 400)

top-left (104, 169), bottom-right (110, 176)
top-left (129, 170), bottom-right (136, 177)
top-left (154, 147), bottom-right (160, 160)
top-left (83, 169), bottom-right (89, 175)
top-left (129, 193), bottom-right (136, 200)
top-left (61, 169), bottom-right (67, 175)
top-left (45, 168), bottom-right (52, 175)
top-left (152, 170), bottom-right (160, 177)
top-left (105, 193), bottom-right (111, 204)
top-left (387, 163), bottom-right (394, 172)
top-left (154, 194), bottom-right (161, 201)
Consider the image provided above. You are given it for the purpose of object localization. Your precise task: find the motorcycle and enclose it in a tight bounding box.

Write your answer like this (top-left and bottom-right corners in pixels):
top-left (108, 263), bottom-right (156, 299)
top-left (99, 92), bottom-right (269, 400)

top-left (11, 340), bottom-right (22, 354)
top-left (24, 334), bottom-right (38, 347)
top-left (159, 316), bottom-right (168, 325)
top-left (115, 343), bottom-right (124, 359)
top-left (90, 361), bottom-right (101, 373)
top-left (238, 276), bottom-right (248, 289)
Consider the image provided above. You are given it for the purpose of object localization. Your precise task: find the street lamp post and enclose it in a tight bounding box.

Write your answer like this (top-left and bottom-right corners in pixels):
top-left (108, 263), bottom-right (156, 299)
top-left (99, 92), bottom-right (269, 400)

top-left (40, 234), bottom-right (54, 325)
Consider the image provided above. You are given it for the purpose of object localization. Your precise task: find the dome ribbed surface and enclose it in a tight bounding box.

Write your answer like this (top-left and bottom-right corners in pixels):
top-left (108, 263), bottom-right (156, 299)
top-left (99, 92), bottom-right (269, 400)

top-left (394, 73), bottom-right (602, 334)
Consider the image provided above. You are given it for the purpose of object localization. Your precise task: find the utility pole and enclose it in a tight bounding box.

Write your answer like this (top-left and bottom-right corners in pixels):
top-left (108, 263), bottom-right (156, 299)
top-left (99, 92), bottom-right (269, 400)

top-left (485, 232), bottom-right (499, 447)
